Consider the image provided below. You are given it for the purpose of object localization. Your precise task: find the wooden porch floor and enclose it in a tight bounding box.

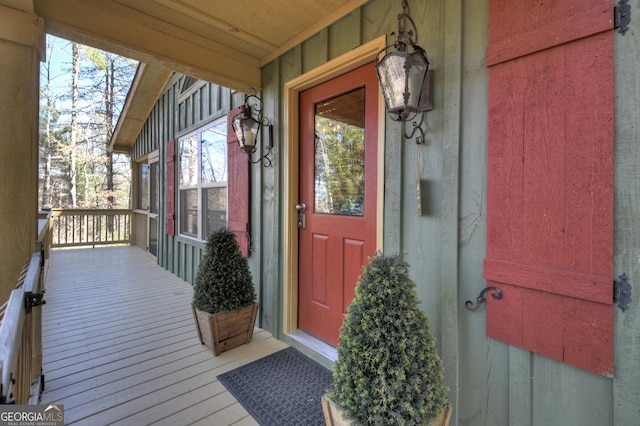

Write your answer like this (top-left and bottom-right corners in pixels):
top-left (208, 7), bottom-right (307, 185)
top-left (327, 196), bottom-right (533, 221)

top-left (40, 246), bottom-right (288, 425)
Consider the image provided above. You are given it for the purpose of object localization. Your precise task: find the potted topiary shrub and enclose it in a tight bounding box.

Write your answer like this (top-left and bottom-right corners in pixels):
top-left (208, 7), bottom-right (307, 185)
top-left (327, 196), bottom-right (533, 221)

top-left (192, 227), bottom-right (258, 356)
top-left (322, 253), bottom-right (451, 426)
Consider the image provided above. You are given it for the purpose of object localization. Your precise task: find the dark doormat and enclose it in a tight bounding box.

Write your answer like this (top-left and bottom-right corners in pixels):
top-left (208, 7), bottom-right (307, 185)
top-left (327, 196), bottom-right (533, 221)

top-left (217, 347), bottom-right (333, 426)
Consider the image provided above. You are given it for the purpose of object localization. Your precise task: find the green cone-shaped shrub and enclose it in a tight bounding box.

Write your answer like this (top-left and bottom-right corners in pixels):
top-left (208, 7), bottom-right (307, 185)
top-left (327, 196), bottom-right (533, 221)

top-left (331, 253), bottom-right (448, 425)
top-left (193, 227), bottom-right (256, 314)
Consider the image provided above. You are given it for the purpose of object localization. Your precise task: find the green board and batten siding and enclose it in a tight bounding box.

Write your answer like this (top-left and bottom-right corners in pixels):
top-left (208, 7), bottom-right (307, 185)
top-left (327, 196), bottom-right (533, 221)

top-left (130, 77), bottom-right (242, 285)
top-left (128, 0), bottom-right (640, 424)
top-left (614, 13), bottom-right (640, 426)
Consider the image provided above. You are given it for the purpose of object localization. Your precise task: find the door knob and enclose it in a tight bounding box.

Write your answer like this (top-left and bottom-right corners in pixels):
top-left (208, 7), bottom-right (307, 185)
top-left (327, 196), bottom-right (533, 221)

top-left (296, 203), bottom-right (307, 211)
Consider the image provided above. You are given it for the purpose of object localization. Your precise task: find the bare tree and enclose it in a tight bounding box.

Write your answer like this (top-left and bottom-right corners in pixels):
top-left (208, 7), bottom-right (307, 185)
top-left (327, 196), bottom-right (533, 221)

top-left (39, 38), bottom-right (69, 208)
top-left (69, 42), bottom-right (80, 208)
top-left (39, 41), bottom-right (55, 208)
top-left (83, 47), bottom-right (135, 208)
top-left (106, 56), bottom-right (115, 208)
top-left (38, 37), bottom-right (136, 210)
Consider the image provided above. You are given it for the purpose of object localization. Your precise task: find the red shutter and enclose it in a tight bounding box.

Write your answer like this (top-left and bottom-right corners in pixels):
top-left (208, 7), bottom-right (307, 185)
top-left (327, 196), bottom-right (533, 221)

top-left (485, 0), bottom-right (614, 376)
top-left (165, 139), bottom-right (176, 236)
top-left (227, 107), bottom-right (251, 257)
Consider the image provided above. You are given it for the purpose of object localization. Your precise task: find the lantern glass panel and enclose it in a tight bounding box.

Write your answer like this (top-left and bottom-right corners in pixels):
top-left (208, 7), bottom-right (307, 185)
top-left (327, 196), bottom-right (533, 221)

top-left (376, 52), bottom-right (408, 113)
top-left (233, 117), bottom-right (245, 147)
top-left (234, 116), bottom-right (260, 149)
top-left (241, 116), bottom-right (260, 148)
top-left (406, 50), bottom-right (429, 111)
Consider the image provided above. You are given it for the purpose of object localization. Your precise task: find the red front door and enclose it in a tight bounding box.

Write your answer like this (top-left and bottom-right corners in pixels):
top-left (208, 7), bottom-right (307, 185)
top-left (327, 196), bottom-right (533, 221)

top-left (298, 63), bottom-right (378, 346)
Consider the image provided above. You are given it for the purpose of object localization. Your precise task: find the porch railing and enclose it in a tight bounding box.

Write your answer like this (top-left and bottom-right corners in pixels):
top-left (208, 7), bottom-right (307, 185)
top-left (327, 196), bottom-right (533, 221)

top-left (0, 213), bottom-right (49, 404)
top-left (51, 209), bottom-right (133, 248)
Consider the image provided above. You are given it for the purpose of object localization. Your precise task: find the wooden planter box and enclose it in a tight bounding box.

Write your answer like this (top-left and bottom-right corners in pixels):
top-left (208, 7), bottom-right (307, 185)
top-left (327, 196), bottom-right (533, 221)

top-left (322, 394), bottom-right (452, 426)
top-left (192, 302), bottom-right (258, 356)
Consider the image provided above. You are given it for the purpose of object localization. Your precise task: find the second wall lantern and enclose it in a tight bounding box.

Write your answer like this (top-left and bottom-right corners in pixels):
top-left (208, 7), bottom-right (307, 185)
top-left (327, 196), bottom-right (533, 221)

top-left (232, 92), bottom-right (273, 167)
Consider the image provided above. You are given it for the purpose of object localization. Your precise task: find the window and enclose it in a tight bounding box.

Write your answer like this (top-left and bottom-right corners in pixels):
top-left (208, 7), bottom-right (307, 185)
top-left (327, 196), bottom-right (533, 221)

top-left (149, 159), bottom-right (159, 256)
top-left (150, 161), bottom-right (158, 215)
top-left (178, 118), bottom-right (228, 239)
top-left (138, 162), bottom-right (149, 210)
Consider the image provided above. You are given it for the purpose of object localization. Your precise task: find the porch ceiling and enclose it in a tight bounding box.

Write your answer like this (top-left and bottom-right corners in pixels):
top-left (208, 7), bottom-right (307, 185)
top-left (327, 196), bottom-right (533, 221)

top-left (28, 0), bottom-right (370, 93)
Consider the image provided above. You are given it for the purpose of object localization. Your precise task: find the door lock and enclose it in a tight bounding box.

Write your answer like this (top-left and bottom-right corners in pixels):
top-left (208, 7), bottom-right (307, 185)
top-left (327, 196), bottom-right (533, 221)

top-left (296, 203), bottom-right (307, 229)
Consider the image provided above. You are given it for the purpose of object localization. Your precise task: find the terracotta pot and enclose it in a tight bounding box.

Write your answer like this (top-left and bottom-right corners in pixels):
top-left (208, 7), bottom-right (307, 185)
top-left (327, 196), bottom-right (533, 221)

top-left (322, 394), bottom-right (452, 426)
top-left (192, 302), bottom-right (258, 356)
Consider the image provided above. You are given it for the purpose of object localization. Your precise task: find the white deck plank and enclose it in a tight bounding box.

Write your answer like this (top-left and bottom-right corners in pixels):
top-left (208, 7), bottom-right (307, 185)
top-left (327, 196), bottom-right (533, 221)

top-left (40, 246), bottom-right (286, 425)
top-left (43, 320), bottom-right (195, 365)
top-left (44, 325), bottom-right (198, 382)
top-left (151, 398), bottom-right (253, 426)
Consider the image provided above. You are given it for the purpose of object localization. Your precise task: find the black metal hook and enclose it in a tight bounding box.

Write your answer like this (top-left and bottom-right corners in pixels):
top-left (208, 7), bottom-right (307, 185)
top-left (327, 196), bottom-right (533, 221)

top-left (465, 286), bottom-right (503, 312)
top-left (614, 273), bottom-right (631, 312)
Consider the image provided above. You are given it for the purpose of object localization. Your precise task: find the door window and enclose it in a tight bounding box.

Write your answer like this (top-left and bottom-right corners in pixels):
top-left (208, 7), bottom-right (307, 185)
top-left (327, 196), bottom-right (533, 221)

top-left (314, 88), bottom-right (366, 216)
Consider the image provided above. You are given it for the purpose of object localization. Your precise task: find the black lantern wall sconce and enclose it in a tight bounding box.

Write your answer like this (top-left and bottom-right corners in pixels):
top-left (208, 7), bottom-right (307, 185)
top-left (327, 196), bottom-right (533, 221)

top-left (376, 0), bottom-right (433, 144)
top-left (232, 92), bottom-right (273, 167)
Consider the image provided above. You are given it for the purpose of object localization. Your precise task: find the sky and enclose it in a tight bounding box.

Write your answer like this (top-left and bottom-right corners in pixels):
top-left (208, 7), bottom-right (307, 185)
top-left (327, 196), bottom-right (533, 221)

top-left (43, 35), bottom-right (73, 93)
